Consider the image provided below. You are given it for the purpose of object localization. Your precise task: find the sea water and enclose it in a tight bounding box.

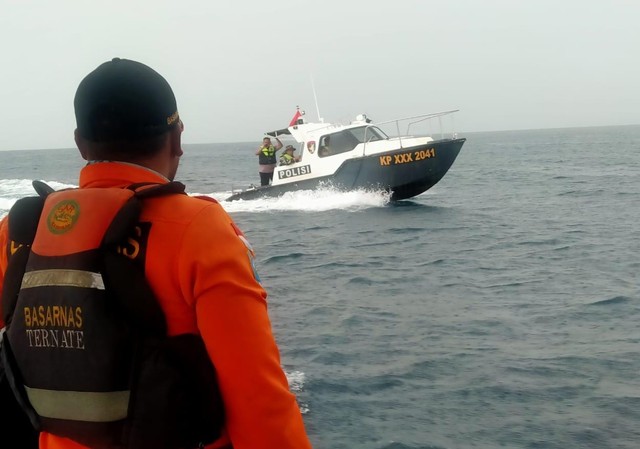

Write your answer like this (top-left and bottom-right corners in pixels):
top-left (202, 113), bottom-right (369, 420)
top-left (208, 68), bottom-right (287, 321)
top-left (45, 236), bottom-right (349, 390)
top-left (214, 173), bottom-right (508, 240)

top-left (1, 125), bottom-right (639, 449)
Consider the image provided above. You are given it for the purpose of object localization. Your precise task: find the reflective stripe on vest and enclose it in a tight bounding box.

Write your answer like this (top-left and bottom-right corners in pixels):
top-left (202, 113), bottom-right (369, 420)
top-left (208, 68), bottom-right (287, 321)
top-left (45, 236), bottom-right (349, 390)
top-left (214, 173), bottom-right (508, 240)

top-left (259, 145), bottom-right (277, 165)
top-left (280, 153), bottom-right (294, 165)
top-left (21, 269), bottom-right (105, 290)
top-left (261, 145), bottom-right (275, 157)
top-left (25, 386), bottom-right (130, 422)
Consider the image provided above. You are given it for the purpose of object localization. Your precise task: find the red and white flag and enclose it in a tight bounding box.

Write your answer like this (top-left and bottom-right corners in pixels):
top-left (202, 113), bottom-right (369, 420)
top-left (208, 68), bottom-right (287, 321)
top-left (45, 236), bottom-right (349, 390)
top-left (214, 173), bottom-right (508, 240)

top-left (289, 110), bottom-right (302, 127)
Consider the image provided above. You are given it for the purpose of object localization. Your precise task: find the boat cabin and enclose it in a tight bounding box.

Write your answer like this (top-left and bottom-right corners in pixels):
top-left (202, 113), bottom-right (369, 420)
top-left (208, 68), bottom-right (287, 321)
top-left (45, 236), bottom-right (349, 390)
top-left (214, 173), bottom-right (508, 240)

top-left (267, 114), bottom-right (390, 163)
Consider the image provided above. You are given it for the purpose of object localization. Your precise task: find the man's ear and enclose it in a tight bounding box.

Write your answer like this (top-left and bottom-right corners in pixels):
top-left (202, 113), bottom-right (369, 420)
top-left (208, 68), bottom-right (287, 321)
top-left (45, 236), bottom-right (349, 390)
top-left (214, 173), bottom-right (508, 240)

top-left (169, 126), bottom-right (183, 158)
top-left (75, 129), bottom-right (89, 160)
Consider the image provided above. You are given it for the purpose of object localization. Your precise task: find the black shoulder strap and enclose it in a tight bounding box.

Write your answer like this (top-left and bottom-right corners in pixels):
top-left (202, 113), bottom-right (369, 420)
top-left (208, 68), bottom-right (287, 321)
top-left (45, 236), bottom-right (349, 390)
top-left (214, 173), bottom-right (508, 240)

top-left (1, 194), bottom-right (48, 325)
top-left (7, 180), bottom-right (53, 246)
top-left (32, 180), bottom-right (55, 197)
top-left (101, 181), bottom-right (187, 338)
top-left (0, 179), bottom-right (50, 446)
top-left (129, 181), bottom-right (186, 199)
top-left (103, 182), bottom-right (186, 247)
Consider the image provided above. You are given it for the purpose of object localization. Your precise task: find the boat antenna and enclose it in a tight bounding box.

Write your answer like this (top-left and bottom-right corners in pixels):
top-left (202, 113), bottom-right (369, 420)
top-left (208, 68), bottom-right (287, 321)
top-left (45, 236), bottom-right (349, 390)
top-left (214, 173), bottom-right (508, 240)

top-left (310, 73), bottom-right (323, 123)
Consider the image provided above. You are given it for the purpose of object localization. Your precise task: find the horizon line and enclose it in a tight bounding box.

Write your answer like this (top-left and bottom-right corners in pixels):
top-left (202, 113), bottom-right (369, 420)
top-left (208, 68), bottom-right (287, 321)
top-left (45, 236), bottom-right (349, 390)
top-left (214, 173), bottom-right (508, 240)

top-left (2, 122), bottom-right (639, 152)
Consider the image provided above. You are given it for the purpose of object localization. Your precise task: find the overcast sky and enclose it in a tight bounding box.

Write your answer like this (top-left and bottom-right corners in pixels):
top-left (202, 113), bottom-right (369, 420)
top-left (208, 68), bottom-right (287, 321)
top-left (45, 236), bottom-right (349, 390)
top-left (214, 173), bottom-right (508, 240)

top-left (1, 0), bottom-right (638, 150)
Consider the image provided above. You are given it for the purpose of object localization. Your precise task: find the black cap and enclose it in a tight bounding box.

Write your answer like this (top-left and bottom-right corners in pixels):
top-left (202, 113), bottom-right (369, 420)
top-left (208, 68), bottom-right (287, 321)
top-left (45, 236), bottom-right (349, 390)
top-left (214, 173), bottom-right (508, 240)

top-left (285, 145), bottom-right (295, 151)
top-left (74, 58), bottom-right (179, 142)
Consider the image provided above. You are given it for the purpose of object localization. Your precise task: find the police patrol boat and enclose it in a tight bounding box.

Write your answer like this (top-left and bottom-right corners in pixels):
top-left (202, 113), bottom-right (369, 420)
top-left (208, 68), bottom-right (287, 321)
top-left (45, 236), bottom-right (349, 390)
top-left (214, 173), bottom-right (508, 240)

top-left (225, 109), bottom-right (466, 202)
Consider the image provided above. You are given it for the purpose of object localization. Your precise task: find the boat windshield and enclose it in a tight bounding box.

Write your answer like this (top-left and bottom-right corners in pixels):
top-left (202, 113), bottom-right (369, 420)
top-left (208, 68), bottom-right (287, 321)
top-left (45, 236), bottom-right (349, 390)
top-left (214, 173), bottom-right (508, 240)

top-left (318, 126), bottom-right (389, 158)
top-left (349, 126), bottom-right (388, 143)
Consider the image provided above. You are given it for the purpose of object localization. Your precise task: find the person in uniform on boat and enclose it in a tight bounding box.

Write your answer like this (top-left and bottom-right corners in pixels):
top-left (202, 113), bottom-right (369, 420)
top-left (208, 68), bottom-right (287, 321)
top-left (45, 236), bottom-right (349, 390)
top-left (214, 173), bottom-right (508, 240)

top-left (318, 135), bottom-right (331, 157)
top-left (255, 136), bottom-right (283, 185)
top-left (279, 145), bottom-right (301, 166)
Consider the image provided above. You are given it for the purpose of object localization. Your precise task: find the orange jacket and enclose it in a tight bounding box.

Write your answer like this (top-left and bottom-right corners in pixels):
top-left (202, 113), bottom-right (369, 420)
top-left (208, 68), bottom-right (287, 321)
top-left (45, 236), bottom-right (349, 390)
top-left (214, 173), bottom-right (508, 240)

top-left (0, 162), bottom-right (312, 449)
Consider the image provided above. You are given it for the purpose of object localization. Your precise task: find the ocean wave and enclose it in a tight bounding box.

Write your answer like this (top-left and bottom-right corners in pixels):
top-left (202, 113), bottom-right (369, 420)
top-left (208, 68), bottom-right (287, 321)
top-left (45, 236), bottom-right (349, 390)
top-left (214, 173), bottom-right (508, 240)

top-left (306, 261), bottom-right (366, 269)
top-left (379, 444), bottom-right (446, 449)
top-left (587, 296), bottom-right (630, 306)
top-left (263, 252), bottom-right (306, 263)
top-left (347, 276), bottom-right (389, 286)
top-left (307, 375), bottom-right (403, 396)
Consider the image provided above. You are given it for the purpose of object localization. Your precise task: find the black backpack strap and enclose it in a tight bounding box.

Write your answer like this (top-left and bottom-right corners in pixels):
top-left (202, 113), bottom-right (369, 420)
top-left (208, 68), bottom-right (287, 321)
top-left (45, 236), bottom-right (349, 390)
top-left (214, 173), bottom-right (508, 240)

top-left (7, 196), bottom-right (45, 246)
top-left (101, 181), bottom-right (186, 338)
top-left (102, 251), bottom-right (167, 338)
top-left (1, 181), bottom-right (54, 324)
top-left (32, 180), bottom-right (55, 198)
top-left (129, 181), bottom-right (186, 199)
top-left (1, 196), bottom-right (46, 326)
top-left (100, 181), bottom-right (223, 448)
top-left (103, 182), bottom-right (185, 247)
top-left (0, 184), bottom-right (47, 448)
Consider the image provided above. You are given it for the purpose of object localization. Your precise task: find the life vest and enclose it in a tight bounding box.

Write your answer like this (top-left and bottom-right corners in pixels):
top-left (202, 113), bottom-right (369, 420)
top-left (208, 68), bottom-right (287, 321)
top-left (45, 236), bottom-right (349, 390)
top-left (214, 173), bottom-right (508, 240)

top-left (258, 145), bottom-right (277, 165)
top-left (279, 152), bottom-right (295, 166)
top-left (0, 182), bottom-right (224, 449)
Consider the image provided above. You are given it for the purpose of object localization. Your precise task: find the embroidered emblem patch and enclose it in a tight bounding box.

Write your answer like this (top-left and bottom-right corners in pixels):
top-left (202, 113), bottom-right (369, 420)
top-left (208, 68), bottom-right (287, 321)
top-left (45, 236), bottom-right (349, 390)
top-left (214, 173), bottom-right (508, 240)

top-left (47, 200), bottom-right (80, 234)
top-left (231, 222), bottom-right (261, 282)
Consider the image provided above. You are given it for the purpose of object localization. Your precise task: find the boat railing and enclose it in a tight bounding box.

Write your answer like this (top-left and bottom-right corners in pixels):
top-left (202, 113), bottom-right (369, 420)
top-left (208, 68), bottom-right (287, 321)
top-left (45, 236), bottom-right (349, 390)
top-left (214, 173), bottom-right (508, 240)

top-left (363, 109), bottom-right (459, 153)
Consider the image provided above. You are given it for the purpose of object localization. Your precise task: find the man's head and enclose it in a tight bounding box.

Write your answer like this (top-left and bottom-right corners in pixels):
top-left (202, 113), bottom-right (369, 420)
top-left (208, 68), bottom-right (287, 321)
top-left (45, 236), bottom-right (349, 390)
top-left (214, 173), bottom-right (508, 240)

top-left (285, 145), bottom-right (295, 154)
top-left (74, 58), bottom-right (183, 179)
top-left (262, 137), bottom-right (271, 146)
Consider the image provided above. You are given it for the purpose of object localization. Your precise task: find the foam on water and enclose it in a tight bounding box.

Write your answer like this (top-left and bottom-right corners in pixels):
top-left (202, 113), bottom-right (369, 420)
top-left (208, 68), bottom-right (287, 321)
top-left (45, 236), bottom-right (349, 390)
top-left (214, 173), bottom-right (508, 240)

top-left (1, 181), bottom-right (392, 217)
top-left (207, 186), bottom-right (392, 213)
top-left (285, 369), bottom-right (306, 392)
top-left (285, 370), bottom-right (309, 414)
top-left (0, 178), bottom-right (77, 217)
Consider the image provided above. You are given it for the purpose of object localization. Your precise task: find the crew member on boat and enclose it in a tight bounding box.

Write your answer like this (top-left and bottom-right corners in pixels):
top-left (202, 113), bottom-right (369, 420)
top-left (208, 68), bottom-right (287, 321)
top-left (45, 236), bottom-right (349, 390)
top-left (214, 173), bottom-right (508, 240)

top-left (279, 145), bottom-right (301, 166)
top-left (255, 136), bottom-right (283, 185)
top-left (318, 135), bottom-right (332, 157)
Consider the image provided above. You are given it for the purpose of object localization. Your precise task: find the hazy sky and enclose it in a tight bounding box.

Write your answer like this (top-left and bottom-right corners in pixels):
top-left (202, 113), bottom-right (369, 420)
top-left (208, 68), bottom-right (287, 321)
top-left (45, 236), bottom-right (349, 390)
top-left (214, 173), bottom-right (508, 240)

top-left (1, 0), bottom-right (638, 150)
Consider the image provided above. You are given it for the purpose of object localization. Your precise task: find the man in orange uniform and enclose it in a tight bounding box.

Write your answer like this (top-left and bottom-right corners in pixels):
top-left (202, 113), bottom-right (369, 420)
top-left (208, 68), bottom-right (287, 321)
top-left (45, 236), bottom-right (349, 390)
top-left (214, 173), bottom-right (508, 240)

top-left (0, 58), bottom-right (313, 449)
